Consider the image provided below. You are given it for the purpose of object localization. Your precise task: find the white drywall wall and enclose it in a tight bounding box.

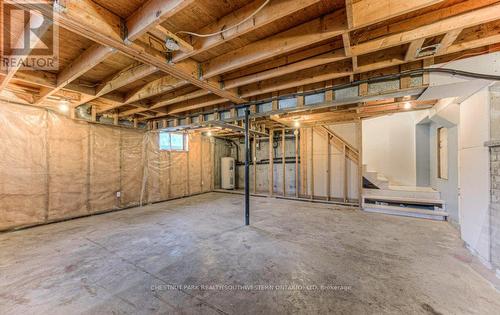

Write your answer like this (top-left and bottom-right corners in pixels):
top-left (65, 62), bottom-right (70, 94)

top-left (459, 88), bottom-right (491, 266)
top-left (362, 111), bottom-right (418, 186)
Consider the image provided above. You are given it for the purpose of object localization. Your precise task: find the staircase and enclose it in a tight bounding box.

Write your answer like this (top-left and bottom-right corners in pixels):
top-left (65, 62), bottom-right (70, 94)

top-left (362, 166), bottom-right (447, 220)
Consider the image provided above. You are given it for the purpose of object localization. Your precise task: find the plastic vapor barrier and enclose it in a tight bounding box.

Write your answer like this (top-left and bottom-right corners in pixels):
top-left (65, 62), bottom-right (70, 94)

top-left (0, 102), bottom-right (213, 231)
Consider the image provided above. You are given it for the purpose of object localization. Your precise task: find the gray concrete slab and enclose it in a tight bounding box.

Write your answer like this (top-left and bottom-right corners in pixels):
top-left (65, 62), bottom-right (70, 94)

top-left (0, 193), bottom-right (499, 314)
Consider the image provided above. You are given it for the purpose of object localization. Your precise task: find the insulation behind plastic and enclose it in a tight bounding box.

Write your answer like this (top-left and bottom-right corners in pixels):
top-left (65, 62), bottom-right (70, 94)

top-left (0, 105), bottom-right (47, 230)
top-left (47, 112), bottom-right (89, 220)
top-left (0, 102), bottom-right (213, 231)
top-left (89, 125), bottom-right (121, 213)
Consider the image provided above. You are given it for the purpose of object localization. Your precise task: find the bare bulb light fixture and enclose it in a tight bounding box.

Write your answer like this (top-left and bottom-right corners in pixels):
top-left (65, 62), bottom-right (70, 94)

top-left (403, 102), bottom-right (412, 110)
top-left (165, 37), bottom-right (180, 51)
top-left (293, 120), bottom-right (301, 128)
top-left (59, 100), bottom-right (70, 112)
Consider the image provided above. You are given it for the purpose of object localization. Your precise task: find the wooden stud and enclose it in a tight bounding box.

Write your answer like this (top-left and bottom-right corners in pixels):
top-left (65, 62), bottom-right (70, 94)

top-left (310, 127), bottom-right (314, 200)
top-left (295, 129), bottom-right (299, 198)
top-left (343, 144), bottom-right (348, 203)
top-left (269, 129), bottom-right (274, 196)
top-left (325, 80), bottom-right (334, 102)
top-left (297, 87), bottom-right (304, 108)
top-left (253, 135), bottom-right (257, 194)
top-left (359, 82), bottom-right (368, 96)
top-left (282, 129), bottom-right (286, 197)
top-left (326, 134), bottom-right (331, 201)
top-left (357, 120), bottom-right (363, 207)
top-left (423, 57), bottom-right (435, 86)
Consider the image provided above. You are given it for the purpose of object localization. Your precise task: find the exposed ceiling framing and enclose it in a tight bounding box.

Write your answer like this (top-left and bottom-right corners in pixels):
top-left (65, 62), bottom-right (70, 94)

top-left (1, 0), bottom-right (500, 128)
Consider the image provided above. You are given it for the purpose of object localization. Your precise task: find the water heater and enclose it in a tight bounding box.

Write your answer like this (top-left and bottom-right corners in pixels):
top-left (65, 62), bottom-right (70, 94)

top-left (221, 157), bottom-right (235, 189)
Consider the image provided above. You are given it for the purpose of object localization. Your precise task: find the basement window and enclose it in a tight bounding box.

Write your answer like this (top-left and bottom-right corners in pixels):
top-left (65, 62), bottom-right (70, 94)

top-left (305, 92), bottom-right (325, 105)
top-left (160, 132), bottom-right (188, 151)
top-left (278, 97), bottom-right (297, 109)
top-left (204, 113), bottom-right (215, 121)
top-left (257, 102), bottom-right (272, 113)
top-left (220, 110), bottom-right (231, 120)
top-left (191, 116), bottom-right (200, 124)
top-left (237, 107), bottom-right (246, 117)
top-left (437, 127), bottom-right (448, 179)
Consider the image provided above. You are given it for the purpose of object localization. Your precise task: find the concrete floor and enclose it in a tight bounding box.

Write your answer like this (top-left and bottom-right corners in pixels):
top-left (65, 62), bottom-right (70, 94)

top-left (1, 193), bottom-right (499, 314)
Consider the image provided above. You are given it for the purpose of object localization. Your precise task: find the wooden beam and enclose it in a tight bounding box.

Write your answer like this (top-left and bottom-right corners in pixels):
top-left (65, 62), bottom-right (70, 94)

top-left (125, 0), bottom-right (195, 42)
top-left (345, 0), bottom-right (354, 29)
top-left (155, 25), bottom-right (193, 52)
top-left (351, 2), bottom-right (500, 56)
top-left (240, 60), bottom-right (352, 98)
top-left (350, 0), bottom-right (444, 29)
top-left (224, 49), bottom-right (346, 89)
top-left (88, 63), bottom-right (157, 111)
top-left (123, 75), bottom-right (188, 104)
top-left (173, 0), bottom-right (323, 62)
top-left (436, 29), bottom-right (463, 55)
top-left (14, 0), bottom-right (245, 104)
top-left (202, 9), bottom-right (347, 78)
top-left (0, 12), bottom-right (50, 91)
top-left (405, 38), bottom-right (426, 61)
top-left (342, 33), bottom-right (352, 56)
top-left (36, 44), bottom-right (115, 104)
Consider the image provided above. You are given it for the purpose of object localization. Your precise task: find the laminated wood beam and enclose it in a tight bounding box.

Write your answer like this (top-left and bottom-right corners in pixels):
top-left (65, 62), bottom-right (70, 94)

top-left (173, 0), bottom-right (323, 62)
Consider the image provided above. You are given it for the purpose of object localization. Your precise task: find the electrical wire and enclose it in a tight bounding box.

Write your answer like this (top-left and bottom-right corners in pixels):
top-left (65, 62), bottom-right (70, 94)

top-left (176, 0), bottom-right (271, 38)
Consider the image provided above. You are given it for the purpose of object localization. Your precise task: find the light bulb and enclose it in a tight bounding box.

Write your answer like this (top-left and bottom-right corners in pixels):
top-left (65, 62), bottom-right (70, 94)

top-left (403, 102), bottom-right (412, 109)
top-left (59, 100), bottom-right (70, 112)
top-left (293, 120), bottom-right (300, 128)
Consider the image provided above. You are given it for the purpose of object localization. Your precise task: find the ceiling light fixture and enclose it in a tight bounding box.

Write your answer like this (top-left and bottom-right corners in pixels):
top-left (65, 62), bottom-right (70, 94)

top-left (59, 99), bottom-right (70, 112)
top-left (403, 102), bottom-right (412, 110)
top-left (207, 131), bottom-right (213, 137)
top-left (293, 120), bottom-right (301, 128)
top-left (165, 37), bottom-right (180, 51)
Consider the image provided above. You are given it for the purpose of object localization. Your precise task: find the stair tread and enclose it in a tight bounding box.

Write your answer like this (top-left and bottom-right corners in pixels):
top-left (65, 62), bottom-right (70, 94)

top-left (363, 195), bottom-right (445, 204)
top-left (363, 203), bottom-right (448, 216)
